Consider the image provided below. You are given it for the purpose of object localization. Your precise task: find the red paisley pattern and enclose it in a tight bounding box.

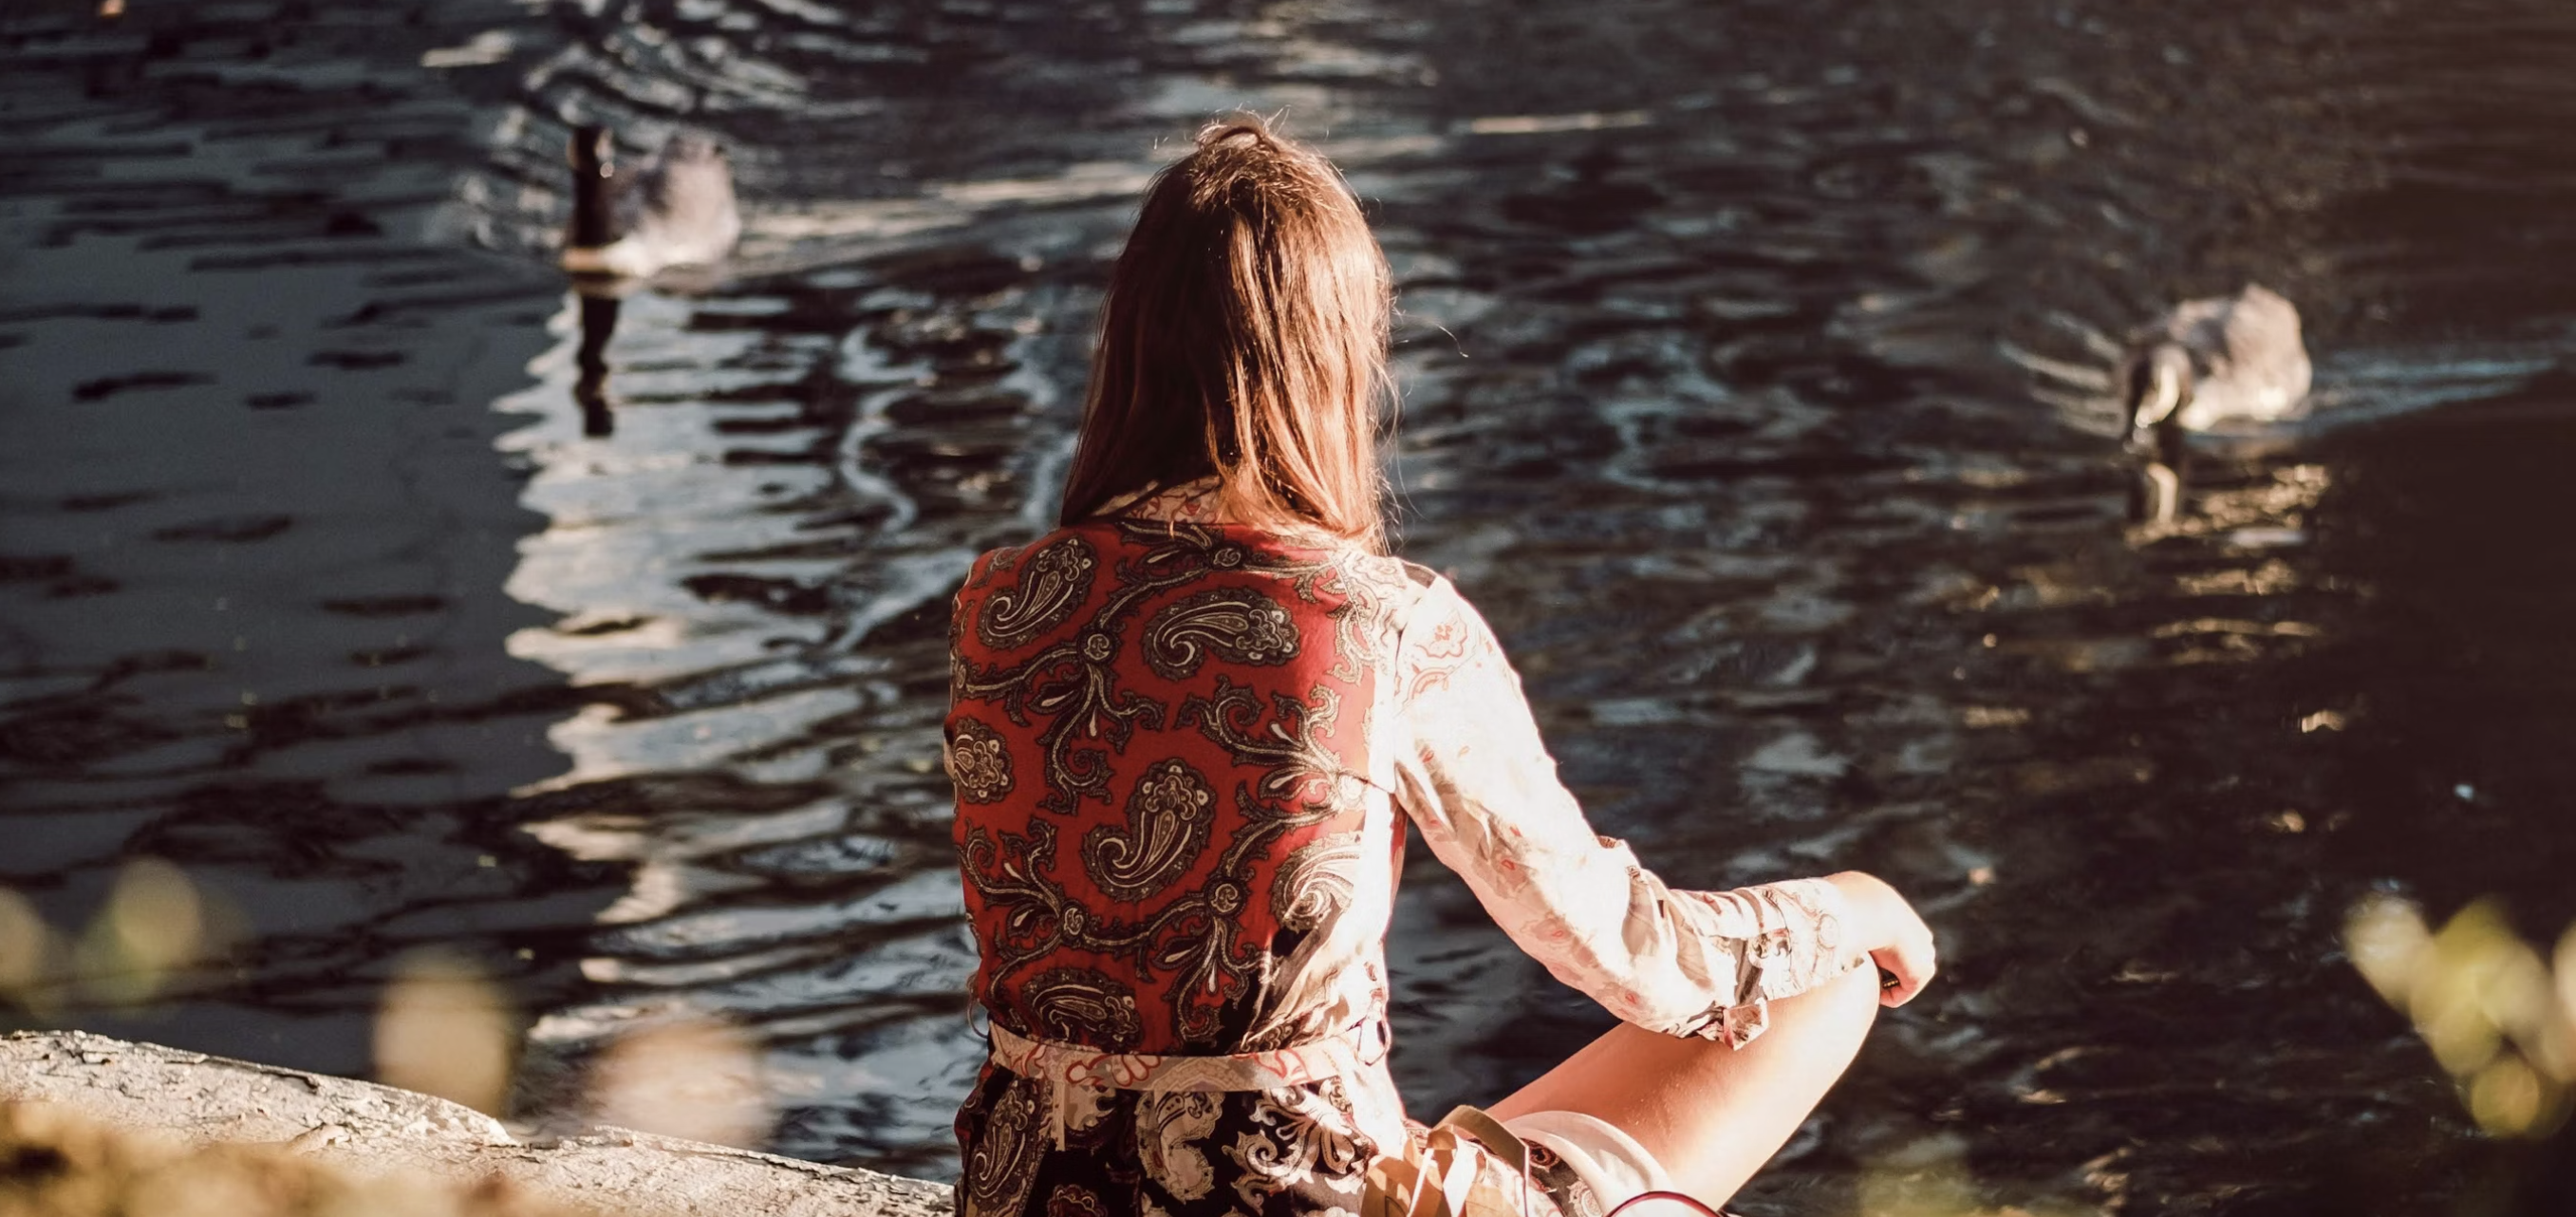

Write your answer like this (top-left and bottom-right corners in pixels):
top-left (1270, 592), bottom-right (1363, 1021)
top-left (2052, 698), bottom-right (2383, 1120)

top-left (948, 518), bottom-right (1437, 1217)
top-left (951, 519), bottom-right (1389, 1055)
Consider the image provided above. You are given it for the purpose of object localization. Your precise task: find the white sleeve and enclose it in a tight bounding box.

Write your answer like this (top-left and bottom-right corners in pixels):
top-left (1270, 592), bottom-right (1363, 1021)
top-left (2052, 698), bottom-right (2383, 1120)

top-left (1388, 577), bottom-right (1864, 1046)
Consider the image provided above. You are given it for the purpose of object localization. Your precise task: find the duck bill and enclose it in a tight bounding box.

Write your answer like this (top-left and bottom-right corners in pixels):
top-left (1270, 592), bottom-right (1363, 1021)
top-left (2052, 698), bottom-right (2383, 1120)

top-left (2134, 362), bottom-right (2184, 429)
top-left (2128, 361), bottom-right (2184, 449)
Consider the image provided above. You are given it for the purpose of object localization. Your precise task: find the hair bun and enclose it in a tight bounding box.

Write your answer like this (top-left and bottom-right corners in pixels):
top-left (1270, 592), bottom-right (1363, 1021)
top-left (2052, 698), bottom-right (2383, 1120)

top-left (1196, 115), bottom-right (1278, 150)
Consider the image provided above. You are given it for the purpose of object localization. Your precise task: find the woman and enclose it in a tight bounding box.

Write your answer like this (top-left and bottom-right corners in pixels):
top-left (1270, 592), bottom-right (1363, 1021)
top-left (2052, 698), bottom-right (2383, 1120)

top-left (945, 117), bottom-right (1935, 1217)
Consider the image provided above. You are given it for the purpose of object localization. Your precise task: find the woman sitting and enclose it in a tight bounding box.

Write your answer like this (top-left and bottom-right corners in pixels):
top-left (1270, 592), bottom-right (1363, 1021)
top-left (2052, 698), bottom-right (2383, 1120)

top-left (944, 117), bottom-right (1935, 1217)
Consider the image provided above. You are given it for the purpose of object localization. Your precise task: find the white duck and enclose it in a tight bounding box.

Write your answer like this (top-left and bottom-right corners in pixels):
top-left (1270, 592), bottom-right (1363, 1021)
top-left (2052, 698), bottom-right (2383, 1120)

top-left (560, 125), bottom-right (741, 279)
top-left (2122, 283), bottom-right (2312, 440)
top-left (2120, 284), bottom-right (2313, 521)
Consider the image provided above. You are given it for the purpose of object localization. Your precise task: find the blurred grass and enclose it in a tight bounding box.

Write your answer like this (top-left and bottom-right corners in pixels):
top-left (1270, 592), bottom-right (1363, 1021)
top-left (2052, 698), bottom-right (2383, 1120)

top-left (3, 868), bottom-right (768, 1139)
top-left (2346, 896), bottom-right (2576, 1141)
top-left (2343, 895), bottom-right (2576, 1216)
top-left (375, 952), bottom-right (517, 1117)
top-left (0, 861), bottom-right (238, 1020)
top-left (0, 1102), bottom-right (586, 1217)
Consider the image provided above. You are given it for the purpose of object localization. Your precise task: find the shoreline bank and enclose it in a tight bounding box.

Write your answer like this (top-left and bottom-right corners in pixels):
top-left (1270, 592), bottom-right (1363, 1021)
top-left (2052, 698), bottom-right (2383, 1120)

top-left (0, 1031), bottom-right (950, 1216)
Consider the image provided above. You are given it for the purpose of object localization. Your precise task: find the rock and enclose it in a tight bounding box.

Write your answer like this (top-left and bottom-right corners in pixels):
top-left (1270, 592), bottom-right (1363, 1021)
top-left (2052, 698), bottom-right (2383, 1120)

top-left (0, 1031), bottom-right (952, 1217)
top-left (283, 1122), bottom-right (353, 1153)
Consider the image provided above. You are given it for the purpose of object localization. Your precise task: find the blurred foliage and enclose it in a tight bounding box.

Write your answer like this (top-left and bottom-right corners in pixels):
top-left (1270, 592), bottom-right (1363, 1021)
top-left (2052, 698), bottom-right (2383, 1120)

top-left (5, 870), bottom-right (769, 1144)
top-left (2343, 895), bottom-right (2576, 1216)
top-left (584, 1017), bottom-right (767, 1150)
top-left (0, 861), bottom-right (236, 1019)
top-left (0, 1102), bottom-right (583, 1217)
top-left (1855, 1133), bottom-right (2099, 1217)
top-left (2346, 896), bottom-right (2576, 1141)
top-left (375, 952), bottom-right (518, 1117)
top-left (0, 893), bottom-right (48, 1001)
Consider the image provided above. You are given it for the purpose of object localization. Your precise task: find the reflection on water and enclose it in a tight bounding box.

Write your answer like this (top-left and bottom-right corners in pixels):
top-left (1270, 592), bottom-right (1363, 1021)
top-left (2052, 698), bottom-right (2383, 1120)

top-left (573, 291), bottom-right (621, 438)
top-left (8, 0), bottom-right (2576, 1208)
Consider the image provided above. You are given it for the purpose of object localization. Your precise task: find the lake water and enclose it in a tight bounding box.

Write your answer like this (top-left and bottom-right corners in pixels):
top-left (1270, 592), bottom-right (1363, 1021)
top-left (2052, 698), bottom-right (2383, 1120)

top-left (6, 0), bottom-right (2576, 1209)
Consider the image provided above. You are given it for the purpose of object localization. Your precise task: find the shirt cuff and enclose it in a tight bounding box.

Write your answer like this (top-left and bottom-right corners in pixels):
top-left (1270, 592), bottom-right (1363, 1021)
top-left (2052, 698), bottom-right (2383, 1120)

top-left (1679, 877), bottom-right (1869, 1046)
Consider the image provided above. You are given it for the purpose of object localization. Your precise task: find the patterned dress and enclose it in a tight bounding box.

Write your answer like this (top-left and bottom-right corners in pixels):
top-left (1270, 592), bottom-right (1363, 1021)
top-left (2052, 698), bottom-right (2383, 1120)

top-left (946, 515), bottom-right (1858, 1217)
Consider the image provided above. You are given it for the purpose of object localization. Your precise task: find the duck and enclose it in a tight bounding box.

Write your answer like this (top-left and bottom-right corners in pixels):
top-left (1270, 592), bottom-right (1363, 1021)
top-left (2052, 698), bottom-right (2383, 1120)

top-left (560, 124), bottom-right (741, 279)
top-left (2119, 284), bottom-right (2312, 521)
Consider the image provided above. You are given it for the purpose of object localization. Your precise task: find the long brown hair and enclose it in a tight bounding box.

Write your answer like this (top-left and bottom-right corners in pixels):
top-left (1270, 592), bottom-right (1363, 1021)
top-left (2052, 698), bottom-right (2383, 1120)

top-left (1056, 117), bottom-right (1393, 552)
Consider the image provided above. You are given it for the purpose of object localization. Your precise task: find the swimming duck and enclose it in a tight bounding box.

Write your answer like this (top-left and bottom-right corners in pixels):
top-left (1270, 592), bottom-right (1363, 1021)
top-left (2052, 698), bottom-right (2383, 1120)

top-left (2122, 284), bottom-right (2311, 442)
top-left (560, 125), bottom-right (741, 279)
top-left (2120, 284), bottom-right (2312, 521)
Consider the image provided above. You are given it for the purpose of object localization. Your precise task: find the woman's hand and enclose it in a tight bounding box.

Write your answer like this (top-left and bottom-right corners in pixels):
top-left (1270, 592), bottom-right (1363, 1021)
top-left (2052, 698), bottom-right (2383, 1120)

top-left (1825, 871), bottom-right (1937, 1007)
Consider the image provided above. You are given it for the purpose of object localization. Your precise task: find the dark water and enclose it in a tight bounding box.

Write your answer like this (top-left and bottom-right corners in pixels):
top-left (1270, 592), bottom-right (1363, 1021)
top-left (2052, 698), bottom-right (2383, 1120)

top-left (8, 0), bottom-right (2576, 1208)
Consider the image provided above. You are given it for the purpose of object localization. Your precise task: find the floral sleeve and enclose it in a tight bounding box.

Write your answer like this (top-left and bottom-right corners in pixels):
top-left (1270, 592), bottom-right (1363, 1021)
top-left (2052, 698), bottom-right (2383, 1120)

top-left (1388, 575), bottom-right (1865, 1047)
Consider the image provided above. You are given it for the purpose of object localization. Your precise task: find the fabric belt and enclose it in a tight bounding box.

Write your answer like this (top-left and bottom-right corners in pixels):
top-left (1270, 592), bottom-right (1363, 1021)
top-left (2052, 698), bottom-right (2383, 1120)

top-left (984, 1016), bottom-right (1391, 1149)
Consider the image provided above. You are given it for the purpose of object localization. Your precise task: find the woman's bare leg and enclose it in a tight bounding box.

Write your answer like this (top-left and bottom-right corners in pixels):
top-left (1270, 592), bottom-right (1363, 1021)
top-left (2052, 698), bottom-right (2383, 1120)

top-left (1484, 964), bottom-right (1881, 1207)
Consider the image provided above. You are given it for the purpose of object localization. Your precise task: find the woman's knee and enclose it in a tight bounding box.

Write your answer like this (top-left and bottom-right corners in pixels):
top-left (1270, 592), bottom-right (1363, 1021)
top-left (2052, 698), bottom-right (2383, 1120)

top-left (1823, 959), bottom-right (1885, 1016)
top-left (1775, 962), bottom-right (1880, 1055)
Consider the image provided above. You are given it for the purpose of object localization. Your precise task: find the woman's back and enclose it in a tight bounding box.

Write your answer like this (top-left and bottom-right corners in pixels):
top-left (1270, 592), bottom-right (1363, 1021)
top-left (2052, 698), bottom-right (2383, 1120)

top-left (946, 516), bottom-right (1432, 1215)
top-left (948, 517), bottom-right (1417, 1056)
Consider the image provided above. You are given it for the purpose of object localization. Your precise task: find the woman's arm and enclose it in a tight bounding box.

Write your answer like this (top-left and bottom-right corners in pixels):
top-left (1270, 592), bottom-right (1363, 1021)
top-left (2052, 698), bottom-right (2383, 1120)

top-left (1387, 576), bottom-right (1932, 1045)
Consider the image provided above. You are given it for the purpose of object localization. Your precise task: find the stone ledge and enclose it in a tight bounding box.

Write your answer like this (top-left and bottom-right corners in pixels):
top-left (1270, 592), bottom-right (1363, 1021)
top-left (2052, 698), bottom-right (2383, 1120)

top-left (0, 1031), bottom-right (952, 1217)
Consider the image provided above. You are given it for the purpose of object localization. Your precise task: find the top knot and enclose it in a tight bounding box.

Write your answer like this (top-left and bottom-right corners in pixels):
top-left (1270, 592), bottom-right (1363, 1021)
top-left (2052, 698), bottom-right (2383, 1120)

top-left (1196, 115), bottom-right (1280, 151)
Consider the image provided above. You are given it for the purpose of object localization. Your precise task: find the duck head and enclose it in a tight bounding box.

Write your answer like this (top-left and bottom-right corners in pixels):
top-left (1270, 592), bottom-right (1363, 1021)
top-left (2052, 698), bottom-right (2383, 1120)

top-left (2125, 343), bottom-right (2194, 448)
top-left (569, 124), bottom-right (613, 175)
